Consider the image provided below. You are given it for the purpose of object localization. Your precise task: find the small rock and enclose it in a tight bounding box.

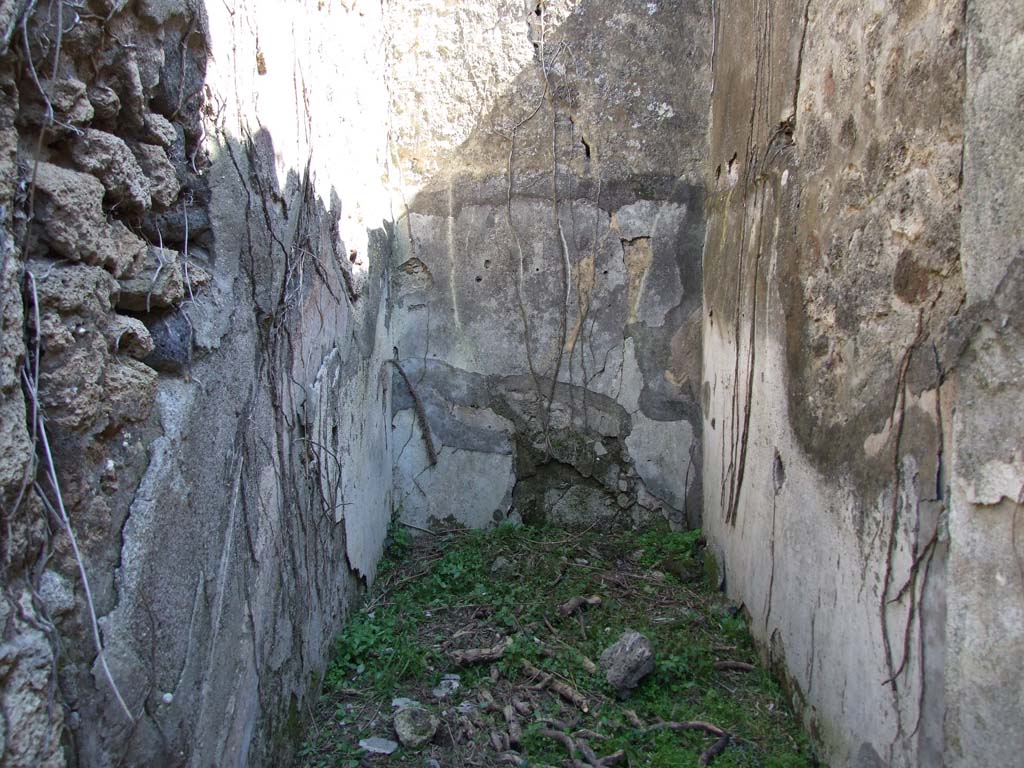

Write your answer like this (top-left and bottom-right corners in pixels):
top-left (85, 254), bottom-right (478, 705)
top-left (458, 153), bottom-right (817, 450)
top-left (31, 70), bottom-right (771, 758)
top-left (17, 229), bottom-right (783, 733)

top-left (432, 673), bottom-right (460, 700)
top-left (141, 204), bottom-right (213, 248)
top-left (47, 79), bottom-right (91, 116)
top-left (358, 737), bottom-right (398, 755)
top-left (705, 545), bottom-right (727, 592)
top-left (184, 261), bottom-right (213, 295)
top-left (710, 600), bottom-right (741, 621)
top-left (426, 760), bottom-right (441, 768)
top-left (599, 630), bottom-right (655, 698)
top-left (20, 78), bottom-right (93, 129)
top-left (616, 493), bottom-right (632, 509)
top-left (393, 706), bottom-right (439, 749)
top-left (490, 556), bottom-right (515, 578)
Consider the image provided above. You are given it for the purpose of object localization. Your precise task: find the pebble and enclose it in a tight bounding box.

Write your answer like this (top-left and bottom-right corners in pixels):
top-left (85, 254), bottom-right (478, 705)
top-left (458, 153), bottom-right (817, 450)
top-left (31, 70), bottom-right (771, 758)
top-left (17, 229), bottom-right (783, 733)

top-left (358, 737), bottom-right (398, 755)
top-left (432, 673), bottom-right (461, 700)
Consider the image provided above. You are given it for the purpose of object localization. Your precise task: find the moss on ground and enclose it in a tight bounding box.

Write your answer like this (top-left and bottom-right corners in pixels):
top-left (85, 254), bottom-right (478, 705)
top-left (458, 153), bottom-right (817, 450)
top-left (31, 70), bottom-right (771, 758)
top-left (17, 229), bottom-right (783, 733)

top-left (299, 525), bottom-right (817, 767)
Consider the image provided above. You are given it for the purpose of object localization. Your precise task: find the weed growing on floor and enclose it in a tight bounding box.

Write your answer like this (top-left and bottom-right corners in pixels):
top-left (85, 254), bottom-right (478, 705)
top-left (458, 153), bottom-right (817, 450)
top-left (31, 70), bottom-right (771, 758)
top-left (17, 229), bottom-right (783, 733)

top-left (301, 525), bottom-right (817, 767)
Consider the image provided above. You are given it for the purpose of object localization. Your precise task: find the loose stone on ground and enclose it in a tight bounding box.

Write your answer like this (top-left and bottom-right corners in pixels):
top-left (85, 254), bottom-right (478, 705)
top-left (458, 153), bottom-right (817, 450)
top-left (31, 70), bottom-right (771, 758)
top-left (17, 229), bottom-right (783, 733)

top-left (600, 629), bottom-right (656, 698)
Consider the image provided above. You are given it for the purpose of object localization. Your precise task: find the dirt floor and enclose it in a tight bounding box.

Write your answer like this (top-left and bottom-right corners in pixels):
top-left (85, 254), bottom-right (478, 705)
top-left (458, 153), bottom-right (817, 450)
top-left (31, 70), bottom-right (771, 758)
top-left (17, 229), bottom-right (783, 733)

top-left (298, 525), bottom-right (817, 767)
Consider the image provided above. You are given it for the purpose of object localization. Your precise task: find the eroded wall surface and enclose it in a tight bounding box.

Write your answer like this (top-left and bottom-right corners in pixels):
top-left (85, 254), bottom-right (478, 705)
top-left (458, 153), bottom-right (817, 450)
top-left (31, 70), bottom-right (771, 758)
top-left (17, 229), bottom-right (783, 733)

top-left (945, 1), bottom-right (1024, 764)
top-left (389, 0), bottom-right (711, 532)
top-left (702, 0), bottom-right (1023, 765)
top-left (0, 0), bottom-right (395, 765)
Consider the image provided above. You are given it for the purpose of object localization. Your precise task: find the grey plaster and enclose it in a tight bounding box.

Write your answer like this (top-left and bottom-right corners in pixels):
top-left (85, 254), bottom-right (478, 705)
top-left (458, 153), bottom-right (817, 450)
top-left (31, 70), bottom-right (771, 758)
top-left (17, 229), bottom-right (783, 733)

top-left (389, 0), bottom-right (709, 533)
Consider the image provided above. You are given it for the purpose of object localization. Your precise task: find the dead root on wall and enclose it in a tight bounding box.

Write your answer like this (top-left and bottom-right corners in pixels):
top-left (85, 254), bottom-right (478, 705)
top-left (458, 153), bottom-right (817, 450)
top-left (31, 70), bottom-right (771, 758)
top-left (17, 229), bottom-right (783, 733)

top-left (386, 359), bottom-right (438, 466)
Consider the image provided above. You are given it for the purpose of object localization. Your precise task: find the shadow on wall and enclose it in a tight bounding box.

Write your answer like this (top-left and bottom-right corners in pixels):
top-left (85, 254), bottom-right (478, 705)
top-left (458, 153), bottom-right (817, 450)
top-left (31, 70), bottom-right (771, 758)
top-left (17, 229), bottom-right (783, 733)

top-left (0, 1), bottom-right (396, 766)
top-left (92, 125), bottom-right (395, 767)
top-left (386, 0), bottom-right (712, 536)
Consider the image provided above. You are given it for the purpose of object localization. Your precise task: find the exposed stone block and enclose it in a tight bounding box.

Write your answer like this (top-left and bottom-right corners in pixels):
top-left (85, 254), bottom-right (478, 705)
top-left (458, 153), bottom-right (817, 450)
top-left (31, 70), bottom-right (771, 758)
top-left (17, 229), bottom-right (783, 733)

top-left (132, 142), bottom-right (180, 209)
top-left (116, 247), bottom-right (184, 311)
top-left (87, 84), bottom-right (121, 121)
top-left (142, 309), bottom-right (192, 372)
top-left (72, 129), bottom-right (152, 211)
top-left (32, 162), bottom-right (147, 277)
top-left (106, 314), bottom-right (156, 359)
top-left (143, 112), bottom-right (179, 147)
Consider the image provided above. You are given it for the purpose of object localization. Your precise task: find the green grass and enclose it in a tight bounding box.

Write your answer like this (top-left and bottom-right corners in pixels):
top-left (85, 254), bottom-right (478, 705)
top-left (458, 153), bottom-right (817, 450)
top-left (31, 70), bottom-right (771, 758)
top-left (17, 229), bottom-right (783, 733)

top-left (301, 524), bottom-right (817, 767)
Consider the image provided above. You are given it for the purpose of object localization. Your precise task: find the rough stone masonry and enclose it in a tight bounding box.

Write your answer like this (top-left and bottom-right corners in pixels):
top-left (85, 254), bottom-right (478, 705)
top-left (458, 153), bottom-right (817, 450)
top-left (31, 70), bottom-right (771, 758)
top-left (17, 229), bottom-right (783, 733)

top-left (0, 1), bottom-right (1019, 767)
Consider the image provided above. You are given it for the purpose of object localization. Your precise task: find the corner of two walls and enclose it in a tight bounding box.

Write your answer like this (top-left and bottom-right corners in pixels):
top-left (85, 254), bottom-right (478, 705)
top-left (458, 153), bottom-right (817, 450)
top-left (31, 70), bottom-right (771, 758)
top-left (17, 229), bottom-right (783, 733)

top-left (703, 0), bottom-right (1023, 766)
top-left (0, 0), bottom-right (395, 765)
top-left (387, 1), bottom-right (711, 535)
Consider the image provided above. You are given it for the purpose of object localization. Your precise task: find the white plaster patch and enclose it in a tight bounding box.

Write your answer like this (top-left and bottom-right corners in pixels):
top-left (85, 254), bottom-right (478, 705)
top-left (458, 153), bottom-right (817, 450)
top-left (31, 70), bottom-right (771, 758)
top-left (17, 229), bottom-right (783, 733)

top-left (617, 338), bottom-right (644, 414)
top-left (612, 200), bottom-right (661, 240)
top-left (625, 413), bottom-right (694, 511)
top-left (647, 102), bottom-right (675, 119)
top-left (393, 411), bottom-right (514, 529)
top-left (959, 459), bottom-right (1024, 505)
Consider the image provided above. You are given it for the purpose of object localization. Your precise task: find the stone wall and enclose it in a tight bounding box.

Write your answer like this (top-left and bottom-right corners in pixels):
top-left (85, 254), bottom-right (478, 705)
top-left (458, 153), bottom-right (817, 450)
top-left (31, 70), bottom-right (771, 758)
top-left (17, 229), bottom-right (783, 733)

top-left (702, 0), bottom-right (1023, 765)
top-left (0, 0), bottom-right (395, 765)
top-left (945, 1), bottom-right (1024, 764)
top-left (389, 0), bottom-right (711, 533)
top-left (0, 0), bottom-right (1019, 765)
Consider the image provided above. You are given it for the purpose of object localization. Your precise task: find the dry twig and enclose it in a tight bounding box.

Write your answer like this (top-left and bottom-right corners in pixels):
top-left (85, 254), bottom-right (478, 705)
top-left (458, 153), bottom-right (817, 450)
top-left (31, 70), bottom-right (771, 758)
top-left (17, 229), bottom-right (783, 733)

top-left (522, 659), bottom-right (588, 712)
top-left (451, 636), bottom-right (512, 665)
top-left (557, 594), bottom-right (602, 617)
top-left (699, 734), bottom-right (731, 765)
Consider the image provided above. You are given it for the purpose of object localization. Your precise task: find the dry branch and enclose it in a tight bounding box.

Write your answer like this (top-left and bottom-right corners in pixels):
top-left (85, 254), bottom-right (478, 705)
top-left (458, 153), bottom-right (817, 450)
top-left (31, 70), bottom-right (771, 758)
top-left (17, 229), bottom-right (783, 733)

top-left (451, 636), bottom-right (512, 665)
top-left (557, 594), bottom-right (602, 617)
top-left (512, 696), bottom-right (532, 717)
top-left (522, 660), bottom-right (588, 712)
top-left (538, 727), bottom-right (578, 761)
top-left (577, 738), bottom-right (602, 766)
top-left (386, 358), bottom-right (438, 466)
top-left (623, 708), bottom-right (645, 729)
top-left (503, 704), bottom-right (523, 747)
top-left (713, 660), bottom-right (756, 673)
top-left (490, 730), bottom-right (509, 752)
top-left (699, 734), bottom-right (731, 765)
top-left (647, 720), bottom-right (727, 738)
